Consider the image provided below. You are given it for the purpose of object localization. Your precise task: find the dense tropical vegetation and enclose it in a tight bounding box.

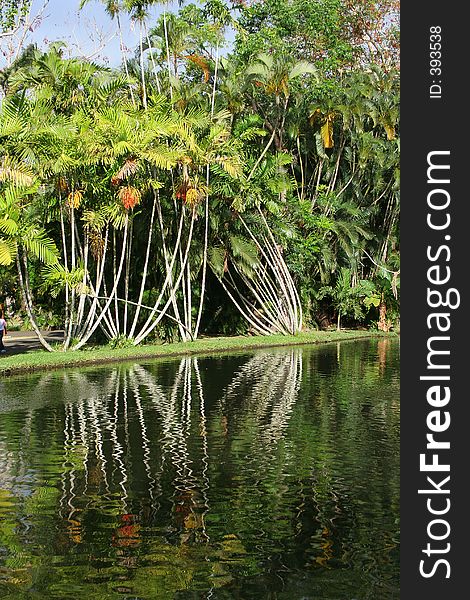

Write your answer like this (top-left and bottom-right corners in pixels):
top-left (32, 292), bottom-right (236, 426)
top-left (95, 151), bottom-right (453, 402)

top-left (0, 0), bottom-right (399, 351)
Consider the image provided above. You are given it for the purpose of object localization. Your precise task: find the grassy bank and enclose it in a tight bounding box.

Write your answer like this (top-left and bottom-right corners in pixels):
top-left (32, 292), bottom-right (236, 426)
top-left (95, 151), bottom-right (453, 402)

top-left (0, 330), bottom-right (393, 376)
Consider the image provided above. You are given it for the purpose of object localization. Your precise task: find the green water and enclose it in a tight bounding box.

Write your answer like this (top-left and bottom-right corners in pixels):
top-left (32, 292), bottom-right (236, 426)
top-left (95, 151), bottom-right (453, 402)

top-left (0, 338), bottom-right (399, 599)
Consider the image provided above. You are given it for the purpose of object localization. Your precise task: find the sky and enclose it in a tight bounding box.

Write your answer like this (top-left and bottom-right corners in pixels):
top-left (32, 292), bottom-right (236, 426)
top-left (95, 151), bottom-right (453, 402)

top-left (28, 0), bottom-right (172, 66)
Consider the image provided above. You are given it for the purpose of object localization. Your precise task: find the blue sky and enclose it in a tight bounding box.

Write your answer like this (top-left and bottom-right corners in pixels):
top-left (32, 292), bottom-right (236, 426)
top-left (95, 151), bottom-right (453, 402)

top-left (29, 0), bottom-right (171, 66)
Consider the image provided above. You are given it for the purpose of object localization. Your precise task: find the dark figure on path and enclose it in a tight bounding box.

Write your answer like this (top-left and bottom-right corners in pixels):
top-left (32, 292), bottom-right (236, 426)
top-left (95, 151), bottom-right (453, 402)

top-left (0, 313), bottom-right (7, 353)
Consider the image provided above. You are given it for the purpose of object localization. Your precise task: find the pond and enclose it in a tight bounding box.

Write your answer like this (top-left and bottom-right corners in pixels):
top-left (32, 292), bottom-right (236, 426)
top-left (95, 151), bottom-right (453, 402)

top-left (0, 338), bottom-right (399, 599)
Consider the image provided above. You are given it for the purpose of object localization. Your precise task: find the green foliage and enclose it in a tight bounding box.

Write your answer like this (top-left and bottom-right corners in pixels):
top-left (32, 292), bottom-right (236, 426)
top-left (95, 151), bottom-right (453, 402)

top-left (108, 333), bottom-right (135, 348)
top-left (0, 0), bottom-right (399, 342)
top-left (20, 306), bottom-right (63, 330)
top-left (363, 292), bottom-right (381, 310)
top-left (236, 0), bottom-right (352, 66)
top-left (0, 0), bottom-right (31, 34)
top-left (0, 182), bottom-right (59, 266)
top-left (40, 263), bottom-right (87, 298)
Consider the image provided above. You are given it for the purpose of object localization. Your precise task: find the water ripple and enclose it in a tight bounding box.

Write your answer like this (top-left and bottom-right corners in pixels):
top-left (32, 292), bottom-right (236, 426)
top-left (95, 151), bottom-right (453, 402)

top-left (0, 338), bottom-right (399, 599)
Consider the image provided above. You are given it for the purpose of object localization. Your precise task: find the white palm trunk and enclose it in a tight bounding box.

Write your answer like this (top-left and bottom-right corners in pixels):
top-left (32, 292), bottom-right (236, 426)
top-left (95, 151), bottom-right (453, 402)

top-left (193, 43), bottom-right (220, 340)
top-left (123, 220), bottom-right (133, 336)
top-left (16, 252), bottom-right (55, 352)
top-left (144, 21), bottom-right (161, 93)
top-left (156, 193), bottom-right (188, 341)
top-left (133, 206), bottom-right (196, 345)
top-left (72, 216), bottom-right (129, 350)
top-left (139, 21), bottom-right (148, 109)
top-left (59, 204), bottom-right (70, 345)
top-left (223, 213), bottom-right (302, 335)
top-left (72, 235), bottom-right (89, 339)
top-left (128, 193), bottom-right (157, 338)
top-left (64, 206), bottom-right (77, 350)
top-left (112, 229), bottom-right (120, 335)
top-left (116, 12), bottom-right (136, 106)
top-left (77, 226), bottom-right (116, 340)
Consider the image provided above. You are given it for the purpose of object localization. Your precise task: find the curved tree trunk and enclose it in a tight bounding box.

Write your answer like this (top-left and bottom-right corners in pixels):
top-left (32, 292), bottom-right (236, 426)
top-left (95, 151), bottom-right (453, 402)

top-left (72, 216), bottom-right (129, 350)
top-left (16, 251), bottom-right (55, 352)
top-left (129, 193), bottom-right (157, 339)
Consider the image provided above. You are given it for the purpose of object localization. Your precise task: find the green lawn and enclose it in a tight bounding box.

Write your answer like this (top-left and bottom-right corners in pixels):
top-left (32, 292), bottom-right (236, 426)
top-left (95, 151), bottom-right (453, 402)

top-left (0, 330), bottom-right (394, 376)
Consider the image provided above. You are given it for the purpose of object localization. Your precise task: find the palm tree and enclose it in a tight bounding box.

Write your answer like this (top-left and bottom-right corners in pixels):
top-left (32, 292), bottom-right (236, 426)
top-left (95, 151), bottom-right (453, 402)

top-left (244, 53), bottom-right (317, 153)
top-left (206, 140), bottom-right (303, 335)
top-left (133, 103), bottom-right (244, 344)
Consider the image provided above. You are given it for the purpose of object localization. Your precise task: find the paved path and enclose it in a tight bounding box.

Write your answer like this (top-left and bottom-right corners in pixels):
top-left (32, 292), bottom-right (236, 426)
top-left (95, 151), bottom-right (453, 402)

top-left (1, 331), bottom-right (64, 355)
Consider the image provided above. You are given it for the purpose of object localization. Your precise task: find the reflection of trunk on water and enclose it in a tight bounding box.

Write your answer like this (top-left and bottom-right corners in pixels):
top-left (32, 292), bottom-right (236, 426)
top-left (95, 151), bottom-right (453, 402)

top-left (3, 351), bottom-right (302, 527)
top-left (219, 350), bottom-right (303, 549)
top-left (6, 351), bottom-right (302, 549)
top-left (77, 402), bottom-right (89, 497)
top-left (377, 337), bottom-right (391, 375)
top-left (51, 360), bottom-right (212, 543)
top-left (57, 371), bottom-right (126, 525)
top-left (223, 349), bottom-right (345, 571)
top-left (0, 409), bottom-right (34, 493)
top-left (132, 362), bottom-right (192, 489)
top-left (109, 371), bottom-right (128, 505)
top-left (223, 349), bottom-right (302, 445)
top-left (193, 360), bottom-right (211, 524)
top-left (0, 441), bottom-right (13, 489)
top-left (263, 351), bottom-right (302, 444)
top-left (132, 360), bottom-right (210, 542)
top-left (127, 370), bottom-right (155, 495)
top-left (88, 395), bottom-right (111, 495)
top-left (60, 403), bottom-right (74, 517)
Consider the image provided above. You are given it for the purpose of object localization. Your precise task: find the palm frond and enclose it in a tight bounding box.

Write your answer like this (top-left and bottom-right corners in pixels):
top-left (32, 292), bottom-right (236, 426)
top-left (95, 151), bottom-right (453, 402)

top-left (0, 157), bottom-right (35, 186)
top-left (21, 226), bottom-right (59, 265)
top-left (0, 238), bottom-right (17, 266)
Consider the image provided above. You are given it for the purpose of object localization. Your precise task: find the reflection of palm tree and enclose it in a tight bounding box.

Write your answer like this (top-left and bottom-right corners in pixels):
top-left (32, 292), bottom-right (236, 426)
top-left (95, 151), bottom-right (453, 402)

top-left (131, 361), bottom-right (190, 476)
top-left (127, 367), bottom-right (156, 496)
top-left (108, 369), bottom-right (130, 504)
top-left (56, 370), bottom-right (126, 518)
top-left (223, 349), bottom-right (302, 444)
top-left (132, 360), bottom-right (210, 541)
top-left (5, 350), bottom-right (305, 551)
